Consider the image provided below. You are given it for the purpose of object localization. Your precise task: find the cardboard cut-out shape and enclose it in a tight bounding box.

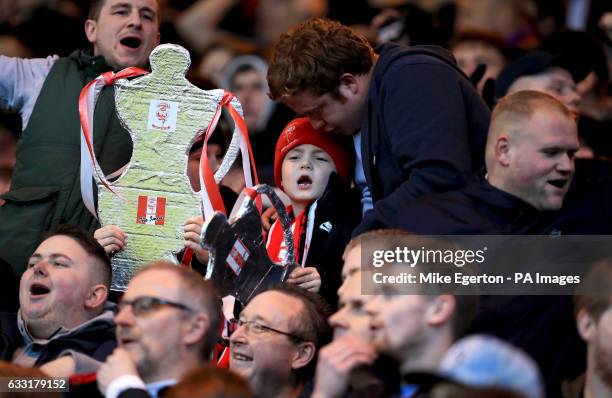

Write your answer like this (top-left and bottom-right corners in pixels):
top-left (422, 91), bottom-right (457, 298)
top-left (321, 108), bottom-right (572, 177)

top-left (97, 44), bottom-right (242, 290)
top-left (200, 185), bottom-right (296, 307)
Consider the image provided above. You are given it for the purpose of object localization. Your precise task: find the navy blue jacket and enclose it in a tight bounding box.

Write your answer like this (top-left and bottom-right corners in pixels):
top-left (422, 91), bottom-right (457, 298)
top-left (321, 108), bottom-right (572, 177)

top-left (0, 311), bottom-right (116, 366)
top-left (383, 164), bottom-right (612, 236)
top-left (303, 173), bottom-right (361, 310)
top-left (369, 169), bottom-right (612, 397)
top-left (392, 173), bottom-right (557, 235)
top-left (355, 43), bottom-right (490, 234)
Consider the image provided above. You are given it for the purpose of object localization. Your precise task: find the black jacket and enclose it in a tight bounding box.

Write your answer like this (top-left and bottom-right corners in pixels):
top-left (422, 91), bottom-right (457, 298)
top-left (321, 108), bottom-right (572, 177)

top-left (369, 171), bottom-right (612, 397)
top-left (302, 173), bottom-right (362, 309)
top-left (0, 308), bottom-right (116, 366)
top-left (393, 173), bottom-right (556, 235)
top-left (364, 163), bottom-right (612, 236)
top-left (356, 43), bottom-right (490, 234)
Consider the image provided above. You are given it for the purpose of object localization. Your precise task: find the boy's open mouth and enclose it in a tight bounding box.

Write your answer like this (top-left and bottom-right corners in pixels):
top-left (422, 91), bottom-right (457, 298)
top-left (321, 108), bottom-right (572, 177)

top-left (297, 175), bottom-right (312, 188)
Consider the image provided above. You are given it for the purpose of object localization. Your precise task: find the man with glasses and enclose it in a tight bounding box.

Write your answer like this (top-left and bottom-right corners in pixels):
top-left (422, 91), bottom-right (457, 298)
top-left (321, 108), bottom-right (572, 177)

top-left (95, 261), bottom-right (221, 398)
top-left (229, 284), bottom-right (332, 398)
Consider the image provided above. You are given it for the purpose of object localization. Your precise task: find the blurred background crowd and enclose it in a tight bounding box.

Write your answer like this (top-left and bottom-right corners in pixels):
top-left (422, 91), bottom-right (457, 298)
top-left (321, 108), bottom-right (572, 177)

top-left (1, 0), bottom-right (611, 199)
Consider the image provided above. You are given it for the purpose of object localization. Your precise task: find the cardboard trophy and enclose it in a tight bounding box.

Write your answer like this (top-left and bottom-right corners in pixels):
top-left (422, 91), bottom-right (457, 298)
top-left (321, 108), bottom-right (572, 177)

top-left (79, 44), bottom-right (255, 290)
top-left (200, 185), bottom-right (297, 307)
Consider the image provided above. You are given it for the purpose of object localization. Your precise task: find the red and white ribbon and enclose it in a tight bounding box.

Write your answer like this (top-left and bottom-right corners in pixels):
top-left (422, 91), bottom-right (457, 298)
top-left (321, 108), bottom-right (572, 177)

top-left (78, 67), bottom-right (148, 218)
top-left (198, 91), bottom-right (261, 219)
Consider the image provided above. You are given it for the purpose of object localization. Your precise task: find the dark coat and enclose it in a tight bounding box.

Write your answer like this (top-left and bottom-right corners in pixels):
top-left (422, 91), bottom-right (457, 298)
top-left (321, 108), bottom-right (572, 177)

top-left (369, 170), bottom-right (612, 397)
top-left (303, 173), bottom-right (362, 309)
top-left (0, 258), bottom-right (18, 313)
top-left (356, 43), bottom-right (490, 235)
top-left (0, 310), bottom-right (116, 366)
top-left (561, 373), bottom-right (585, 398)
top-left (118, 389), bottom-right (158, 398)
top-left (393, 173), bottom-right (556, 235)
top-left (371, 164), bottom-right (612, 236)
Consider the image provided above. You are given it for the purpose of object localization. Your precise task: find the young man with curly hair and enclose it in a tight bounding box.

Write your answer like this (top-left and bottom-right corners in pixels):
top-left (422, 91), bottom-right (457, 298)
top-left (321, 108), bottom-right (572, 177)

top-left (267, 18), bottom-right (491, 234)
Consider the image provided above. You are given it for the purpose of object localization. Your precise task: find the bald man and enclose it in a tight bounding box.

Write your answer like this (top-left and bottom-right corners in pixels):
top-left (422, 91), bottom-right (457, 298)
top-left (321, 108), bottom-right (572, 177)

top-left (356, 90), bottom-right (586, 396)
top-left (362, 90), bottom-right (578, 235)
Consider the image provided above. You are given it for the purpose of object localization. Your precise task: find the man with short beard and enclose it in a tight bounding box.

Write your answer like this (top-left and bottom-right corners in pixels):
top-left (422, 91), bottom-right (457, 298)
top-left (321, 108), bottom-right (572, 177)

top-left (564, 260), bottom-right (612, 398)
top-left (376, 90), bottom-right (580, 234)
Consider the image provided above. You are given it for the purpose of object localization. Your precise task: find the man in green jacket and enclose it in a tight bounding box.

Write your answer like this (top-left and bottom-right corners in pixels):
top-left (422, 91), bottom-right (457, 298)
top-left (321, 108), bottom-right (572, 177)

top-left (0, 0), bottom-right (160, 275)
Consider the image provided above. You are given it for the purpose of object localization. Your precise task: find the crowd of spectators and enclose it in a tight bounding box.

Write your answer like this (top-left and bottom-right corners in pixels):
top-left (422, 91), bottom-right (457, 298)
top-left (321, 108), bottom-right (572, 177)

top-left (1, 1), bottom-right (612, 398)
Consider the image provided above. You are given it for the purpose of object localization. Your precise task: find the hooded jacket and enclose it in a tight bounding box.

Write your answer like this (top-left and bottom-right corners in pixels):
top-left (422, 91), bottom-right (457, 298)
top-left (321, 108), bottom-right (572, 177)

top-left (392, 173), bottom-right (556, 235)
top-left (0, 303), bottom-right (116, 366)
top-left (304, 173), bottom-right (361, 309)
top-left (356, 43), bottom-right (490, 235)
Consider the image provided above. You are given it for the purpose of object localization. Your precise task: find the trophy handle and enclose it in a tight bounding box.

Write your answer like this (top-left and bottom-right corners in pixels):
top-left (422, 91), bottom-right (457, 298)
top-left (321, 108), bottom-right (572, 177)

top-left (239, 185), bottom-right (295, 277)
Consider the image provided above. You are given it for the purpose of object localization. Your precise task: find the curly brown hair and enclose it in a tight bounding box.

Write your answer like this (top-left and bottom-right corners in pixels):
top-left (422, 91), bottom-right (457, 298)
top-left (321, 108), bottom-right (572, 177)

top-left (267, 18), bottom-right (375, 101)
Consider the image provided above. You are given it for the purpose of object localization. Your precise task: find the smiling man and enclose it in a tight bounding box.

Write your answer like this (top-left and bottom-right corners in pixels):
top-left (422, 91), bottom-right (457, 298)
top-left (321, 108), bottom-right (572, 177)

top-left (229, 284), bottom-right (332, 398)
top-left (383, 90), bottom-right (579, 235)
top-left (0, 225), bottom-right (115, 367)
top-left (377, 91), bottom-right (585, 397)
top-left (0, 0), bottom-right (161, 276)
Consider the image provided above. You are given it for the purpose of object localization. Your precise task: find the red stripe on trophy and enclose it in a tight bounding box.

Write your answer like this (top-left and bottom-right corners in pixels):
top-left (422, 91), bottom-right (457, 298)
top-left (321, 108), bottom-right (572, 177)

top-left (155, 197), bottom-right (166, 225)
top-left (137, 195), bottom-right (148, 224)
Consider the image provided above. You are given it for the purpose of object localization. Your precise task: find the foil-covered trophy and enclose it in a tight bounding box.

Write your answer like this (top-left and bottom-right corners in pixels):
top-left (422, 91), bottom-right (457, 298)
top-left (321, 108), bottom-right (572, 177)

top-left (78, 44), bottom-right (258, 290)
top-left (79, 44), bottom-right (295, 300)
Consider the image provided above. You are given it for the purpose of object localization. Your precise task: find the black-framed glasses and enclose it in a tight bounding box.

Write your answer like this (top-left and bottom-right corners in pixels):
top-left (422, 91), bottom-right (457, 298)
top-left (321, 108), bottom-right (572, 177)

top-left (229, 318), bottom-right (305, 342)
top-left (118, 296), bottom-right (195, 316)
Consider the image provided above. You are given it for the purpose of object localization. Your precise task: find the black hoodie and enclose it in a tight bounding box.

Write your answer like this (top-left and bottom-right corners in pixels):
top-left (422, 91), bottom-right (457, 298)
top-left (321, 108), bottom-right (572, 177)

top-left (356, 43), bottom-right (491, 235)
